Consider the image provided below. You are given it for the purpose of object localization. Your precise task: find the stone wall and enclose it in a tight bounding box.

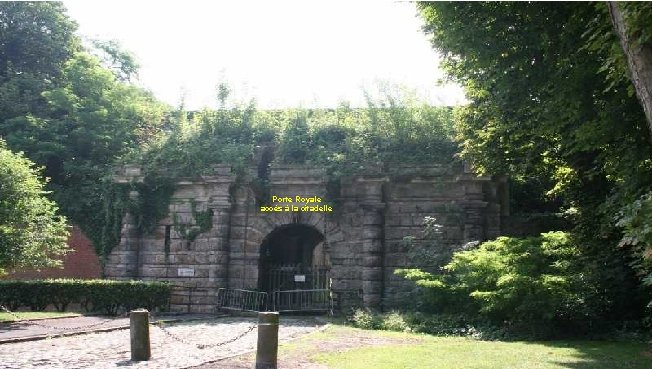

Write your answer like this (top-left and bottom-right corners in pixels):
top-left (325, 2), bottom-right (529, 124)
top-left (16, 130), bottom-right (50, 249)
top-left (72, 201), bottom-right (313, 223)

top-left (104, 163), bottom-right (503, 313)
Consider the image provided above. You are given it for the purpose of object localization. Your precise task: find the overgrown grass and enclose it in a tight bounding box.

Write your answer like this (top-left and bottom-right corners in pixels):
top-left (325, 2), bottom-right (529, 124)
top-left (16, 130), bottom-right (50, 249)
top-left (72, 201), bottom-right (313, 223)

top-left (312, 326), bottom-right (652, 369)
top-left (0, 311), bottom-right (79, 322)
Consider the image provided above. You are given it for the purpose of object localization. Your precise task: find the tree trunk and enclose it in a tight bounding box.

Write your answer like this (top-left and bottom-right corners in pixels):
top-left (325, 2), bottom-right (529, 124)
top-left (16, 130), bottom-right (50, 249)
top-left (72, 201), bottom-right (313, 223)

top-left (607, 2), bottom-right (652, 137)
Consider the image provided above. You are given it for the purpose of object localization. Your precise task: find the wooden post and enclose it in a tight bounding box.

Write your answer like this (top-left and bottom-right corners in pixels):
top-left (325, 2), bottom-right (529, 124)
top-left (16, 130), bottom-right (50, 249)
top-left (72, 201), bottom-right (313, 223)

top-left (130, 309), bottom-right (151, 361)
top-left (255, 311), bottom-right (279, 369)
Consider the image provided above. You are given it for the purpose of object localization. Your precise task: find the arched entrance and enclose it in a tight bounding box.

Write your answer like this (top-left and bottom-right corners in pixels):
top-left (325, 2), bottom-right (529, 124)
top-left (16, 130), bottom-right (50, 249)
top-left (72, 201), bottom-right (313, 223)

top-left (258, 224), bottom-right (330, 292)
top-left (258, 224), bottom-right (331, 312)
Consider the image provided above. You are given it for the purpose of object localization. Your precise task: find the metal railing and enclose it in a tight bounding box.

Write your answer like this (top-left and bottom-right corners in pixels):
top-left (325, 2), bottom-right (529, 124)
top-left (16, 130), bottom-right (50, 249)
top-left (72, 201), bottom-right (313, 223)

top-left (271, 289), bottom-right (331, 313)
top-left (216, 288), bottom-right (268, 312)
top-left (266, 264), bottom-right (330, 291)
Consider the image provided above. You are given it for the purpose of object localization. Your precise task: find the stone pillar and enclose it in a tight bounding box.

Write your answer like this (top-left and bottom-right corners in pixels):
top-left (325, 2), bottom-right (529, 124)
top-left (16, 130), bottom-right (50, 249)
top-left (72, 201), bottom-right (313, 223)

top-left (104, 191), bottom-right (141, 279)
top-left (210, 204), bottom-right (232, 287)
top-left (361, 205), bottom-right (384, 309)
top-left (255, 312), bottom-right (279, 369)
top-left (460, 177), bottom-right (489, 242)
top-left (130, 309), bottom-right (151, 361)
top-left (354, 177), bottom-right (386, 310)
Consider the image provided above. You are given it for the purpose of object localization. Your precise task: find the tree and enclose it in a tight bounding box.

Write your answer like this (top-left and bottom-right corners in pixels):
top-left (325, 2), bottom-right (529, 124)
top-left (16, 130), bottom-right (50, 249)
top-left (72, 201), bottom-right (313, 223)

top-left (607, 2), bottom-right (652, 136)
top-left (0, 3), bottom-right (168, 256)
top-left (0, 140), bottom-right (69, 275)
top-left (417, 2), bottom-right (652, 319)
top-left (2, 51), bottom-right (168, 256)
top-left (0, 2), bottom-right (79, 124)
top-left (278, 115), bottom-right (311, 164)
top-left (91, 39), bottom-right (140, 82)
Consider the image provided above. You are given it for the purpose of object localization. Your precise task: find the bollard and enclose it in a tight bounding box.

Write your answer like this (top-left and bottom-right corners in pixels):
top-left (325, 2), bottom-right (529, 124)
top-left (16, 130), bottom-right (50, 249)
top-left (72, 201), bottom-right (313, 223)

top-left (130, 309), bottom-right (151, 361)
top-left (255, 311), bottom-right (279, 369)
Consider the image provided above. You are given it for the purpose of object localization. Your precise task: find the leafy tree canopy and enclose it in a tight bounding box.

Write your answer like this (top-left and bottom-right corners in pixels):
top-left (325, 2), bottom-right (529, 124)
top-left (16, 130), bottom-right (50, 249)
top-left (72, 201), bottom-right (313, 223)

top-left (0, 140), bottom-right (69, 275)
top-left (0, 3), bottom-right (168, 258)
top-left (417, 2), bottom-right (652, 318)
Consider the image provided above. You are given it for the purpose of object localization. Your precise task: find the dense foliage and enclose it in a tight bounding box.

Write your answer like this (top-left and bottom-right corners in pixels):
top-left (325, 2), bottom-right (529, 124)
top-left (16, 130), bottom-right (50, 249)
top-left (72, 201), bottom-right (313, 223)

top-left (0, 141), bottom-right (69, 274)
top-left (349, 309), bottom-right (507, 339)
top-left (119, 95), bottom-right (457, 253)
top-left (0, 3), bottom-right (167, 258)
top-left (417, 1), bottom-right (652, 321)
top-left (0, 279), bottom-right (170, 315)
top-left (398, 233), bottom-right (596, 330)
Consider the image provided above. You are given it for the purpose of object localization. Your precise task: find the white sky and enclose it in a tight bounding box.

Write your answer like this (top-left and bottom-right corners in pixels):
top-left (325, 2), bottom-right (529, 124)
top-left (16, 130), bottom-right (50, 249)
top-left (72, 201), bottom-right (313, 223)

top-left (62, 1), bottom-right (466, 110)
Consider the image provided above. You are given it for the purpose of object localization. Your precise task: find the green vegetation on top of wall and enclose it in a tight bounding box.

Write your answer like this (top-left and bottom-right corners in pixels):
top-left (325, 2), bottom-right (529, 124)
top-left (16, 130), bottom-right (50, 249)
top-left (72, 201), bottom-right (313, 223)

top-left (108, 89), bottom-right (458, 256)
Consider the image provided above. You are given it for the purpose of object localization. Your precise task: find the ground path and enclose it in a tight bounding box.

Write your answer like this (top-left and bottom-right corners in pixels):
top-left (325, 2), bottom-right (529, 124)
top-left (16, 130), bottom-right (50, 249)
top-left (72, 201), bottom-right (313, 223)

top-left (0, 313), bottom-right (211, 343)
top-left (199, 325), bottom-right (423, 369)
top-left (0, 316), bottom-right (324, 369)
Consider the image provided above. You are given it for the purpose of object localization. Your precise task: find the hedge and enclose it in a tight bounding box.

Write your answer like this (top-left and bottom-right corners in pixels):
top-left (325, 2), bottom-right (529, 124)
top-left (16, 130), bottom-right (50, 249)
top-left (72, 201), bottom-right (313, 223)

top-left (0, 279), bottom-right (171, 315)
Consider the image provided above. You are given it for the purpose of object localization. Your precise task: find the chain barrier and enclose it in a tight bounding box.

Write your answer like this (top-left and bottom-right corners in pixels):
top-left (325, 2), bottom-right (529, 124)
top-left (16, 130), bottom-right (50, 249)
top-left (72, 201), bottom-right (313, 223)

top-left (0, 304), bottom-right (117, 332)
top-left (2, 304), bottom-right (257, 349)
top-left (151, 319), bottom-right (257, 350)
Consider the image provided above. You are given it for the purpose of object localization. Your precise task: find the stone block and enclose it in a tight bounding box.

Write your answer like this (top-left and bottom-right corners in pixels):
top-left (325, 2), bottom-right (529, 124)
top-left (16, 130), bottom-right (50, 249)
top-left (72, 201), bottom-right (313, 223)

top-left (362, 255), bottom-right (382, 267)
top-left (362, 227), bottom-right (383, 239)
top-left (362, 239), bottom-right (382, 253)
top-left (362, 293), bottom-right (382, 307)
top-left (362, 267), bottom-right (382, 281)
top-left (170, 294), bottom-right (189, 305)
top-left (141, 266), bottom-right (169, 278)
top-left (332, 279), bottom-right (360, 290)
top-left (362, 280), bottom-right (382, 293)
top-left (384, 253), bottom-right (409, 267)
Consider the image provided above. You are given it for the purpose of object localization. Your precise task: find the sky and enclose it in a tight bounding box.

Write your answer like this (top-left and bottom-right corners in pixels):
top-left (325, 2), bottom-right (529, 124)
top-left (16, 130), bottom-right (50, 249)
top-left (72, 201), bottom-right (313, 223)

top-left (62, 1), bottom-right (466, 110)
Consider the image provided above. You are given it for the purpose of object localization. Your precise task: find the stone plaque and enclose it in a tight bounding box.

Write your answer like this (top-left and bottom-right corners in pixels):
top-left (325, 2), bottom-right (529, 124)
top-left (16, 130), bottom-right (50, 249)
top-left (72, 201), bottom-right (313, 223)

top-left (178, 268), bottom-right (195, 277)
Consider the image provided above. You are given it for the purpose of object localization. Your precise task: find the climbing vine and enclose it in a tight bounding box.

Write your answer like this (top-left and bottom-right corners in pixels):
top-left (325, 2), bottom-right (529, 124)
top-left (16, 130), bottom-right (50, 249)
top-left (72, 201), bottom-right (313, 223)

top-left (98, 89), bottom-right (457, 256)
top-left (173, 200), bottom-right (214, 245)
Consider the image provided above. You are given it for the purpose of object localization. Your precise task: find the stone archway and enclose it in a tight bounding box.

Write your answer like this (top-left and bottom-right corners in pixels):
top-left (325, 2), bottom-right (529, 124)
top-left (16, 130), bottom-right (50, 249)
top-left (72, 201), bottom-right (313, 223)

top-left (257, 223), bottom-right (329, 293)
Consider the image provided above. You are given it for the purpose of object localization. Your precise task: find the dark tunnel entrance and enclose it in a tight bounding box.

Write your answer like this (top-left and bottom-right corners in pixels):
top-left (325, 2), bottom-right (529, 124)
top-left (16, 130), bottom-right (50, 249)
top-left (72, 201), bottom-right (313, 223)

top-left (258, 224), bottom-right (330, 294)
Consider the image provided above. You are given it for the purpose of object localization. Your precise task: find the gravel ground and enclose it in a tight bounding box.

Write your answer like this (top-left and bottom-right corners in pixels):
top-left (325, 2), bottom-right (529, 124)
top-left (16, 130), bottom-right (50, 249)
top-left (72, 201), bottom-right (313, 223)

top-left (0, 317), bottom-right (324, 369)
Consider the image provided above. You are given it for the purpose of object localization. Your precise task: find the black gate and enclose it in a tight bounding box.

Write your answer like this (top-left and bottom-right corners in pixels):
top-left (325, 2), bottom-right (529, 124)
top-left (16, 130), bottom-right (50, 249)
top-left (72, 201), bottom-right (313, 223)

top-left (264, 264), bottom-right (330, 292)
top-left (257, 224), bottom-right (332, 313)
top-left (263, 264), bottom-right (331, 312)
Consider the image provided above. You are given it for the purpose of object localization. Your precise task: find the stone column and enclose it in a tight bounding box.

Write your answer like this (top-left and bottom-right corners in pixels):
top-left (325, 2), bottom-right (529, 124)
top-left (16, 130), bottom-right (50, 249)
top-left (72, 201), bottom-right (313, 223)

top-left (255, 312), bottom-right (279, 369)
top-left (130, 309), bottom-right (151, 361)
top-left (105, 165), bottom-right (144, 279)
top-left (355, 177), bottom-right (386, 310)
top-left (104, 191), bottom-right (141, 279)
top-left (209, 204), bottom-right (232, 287)
top-left (361, 204), bottom-right (384, 309)
top-left (460, 176), bottom-right (490, 242)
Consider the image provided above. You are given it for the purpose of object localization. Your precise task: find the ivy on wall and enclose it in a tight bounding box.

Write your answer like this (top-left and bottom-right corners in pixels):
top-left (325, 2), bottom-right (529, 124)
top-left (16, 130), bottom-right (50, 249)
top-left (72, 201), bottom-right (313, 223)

top-left (99, 92), bottom-right (458, 256)
top-left (173, 201), bottom-right (214, 247)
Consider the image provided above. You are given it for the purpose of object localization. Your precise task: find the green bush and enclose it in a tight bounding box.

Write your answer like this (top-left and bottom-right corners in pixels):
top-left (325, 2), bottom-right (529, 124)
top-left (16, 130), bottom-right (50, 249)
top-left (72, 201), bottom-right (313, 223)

top-left (348, 310), bottom-right (510, 339)
top-left (0, 279), bottom-right (170, 315)
top-left (350, 308), bottom-right (380, 330)
top-left (397, 232), bottom-right (597, 329)
top-left (380, 311), bottom-right (411, 332)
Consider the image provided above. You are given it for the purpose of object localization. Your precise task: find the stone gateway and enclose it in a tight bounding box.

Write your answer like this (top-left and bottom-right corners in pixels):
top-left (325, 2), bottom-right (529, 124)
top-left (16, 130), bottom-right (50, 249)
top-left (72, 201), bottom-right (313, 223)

top-left (105, 163), bottom-right (507, 313)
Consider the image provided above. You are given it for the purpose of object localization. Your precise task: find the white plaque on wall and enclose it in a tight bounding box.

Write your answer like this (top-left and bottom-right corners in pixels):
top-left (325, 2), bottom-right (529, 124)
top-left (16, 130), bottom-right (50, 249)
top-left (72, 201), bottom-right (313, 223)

top-left (178, 268), bottom-right (195, 277)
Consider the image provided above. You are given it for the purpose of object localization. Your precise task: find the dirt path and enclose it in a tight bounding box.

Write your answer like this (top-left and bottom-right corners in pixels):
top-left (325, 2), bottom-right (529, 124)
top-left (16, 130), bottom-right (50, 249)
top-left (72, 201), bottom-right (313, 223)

top-left (194, 325), bottom-right (423, 369)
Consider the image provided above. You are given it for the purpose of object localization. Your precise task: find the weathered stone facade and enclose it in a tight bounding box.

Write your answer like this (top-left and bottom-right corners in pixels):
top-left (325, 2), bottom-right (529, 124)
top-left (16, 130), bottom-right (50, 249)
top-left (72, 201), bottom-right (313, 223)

top-left (105, 163), bottom-right (506, 313)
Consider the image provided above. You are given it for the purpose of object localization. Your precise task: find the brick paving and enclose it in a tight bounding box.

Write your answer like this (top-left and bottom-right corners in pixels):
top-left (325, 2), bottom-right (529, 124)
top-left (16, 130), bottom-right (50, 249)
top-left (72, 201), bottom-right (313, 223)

top-left (0, 316), bottom-right (324, 369)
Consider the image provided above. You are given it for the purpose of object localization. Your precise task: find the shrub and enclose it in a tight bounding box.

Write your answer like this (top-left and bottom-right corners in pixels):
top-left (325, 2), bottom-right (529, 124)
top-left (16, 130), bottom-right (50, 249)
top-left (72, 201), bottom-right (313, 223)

top-left (350, 308), bottom-right (380, 330)
top-left (380, 311), bottom-right (411, 332)
top-left (397, 232), bottom-right (597, 330)
top-left (0, 141), bottom-right (70, 274)
top-left (0, 279), bottom-right (170, 315)
top-left (348, 310), bottom-right (508, 338)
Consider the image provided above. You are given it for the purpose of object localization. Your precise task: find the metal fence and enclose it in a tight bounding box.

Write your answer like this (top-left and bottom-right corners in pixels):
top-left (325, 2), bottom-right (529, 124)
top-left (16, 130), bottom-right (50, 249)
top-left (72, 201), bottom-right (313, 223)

top-left (266, 264), bottom-right (330, 291)
top-left (216, 288), bottom-right (268, 312)
top-left (271, 289), bottom-right (332, 313)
